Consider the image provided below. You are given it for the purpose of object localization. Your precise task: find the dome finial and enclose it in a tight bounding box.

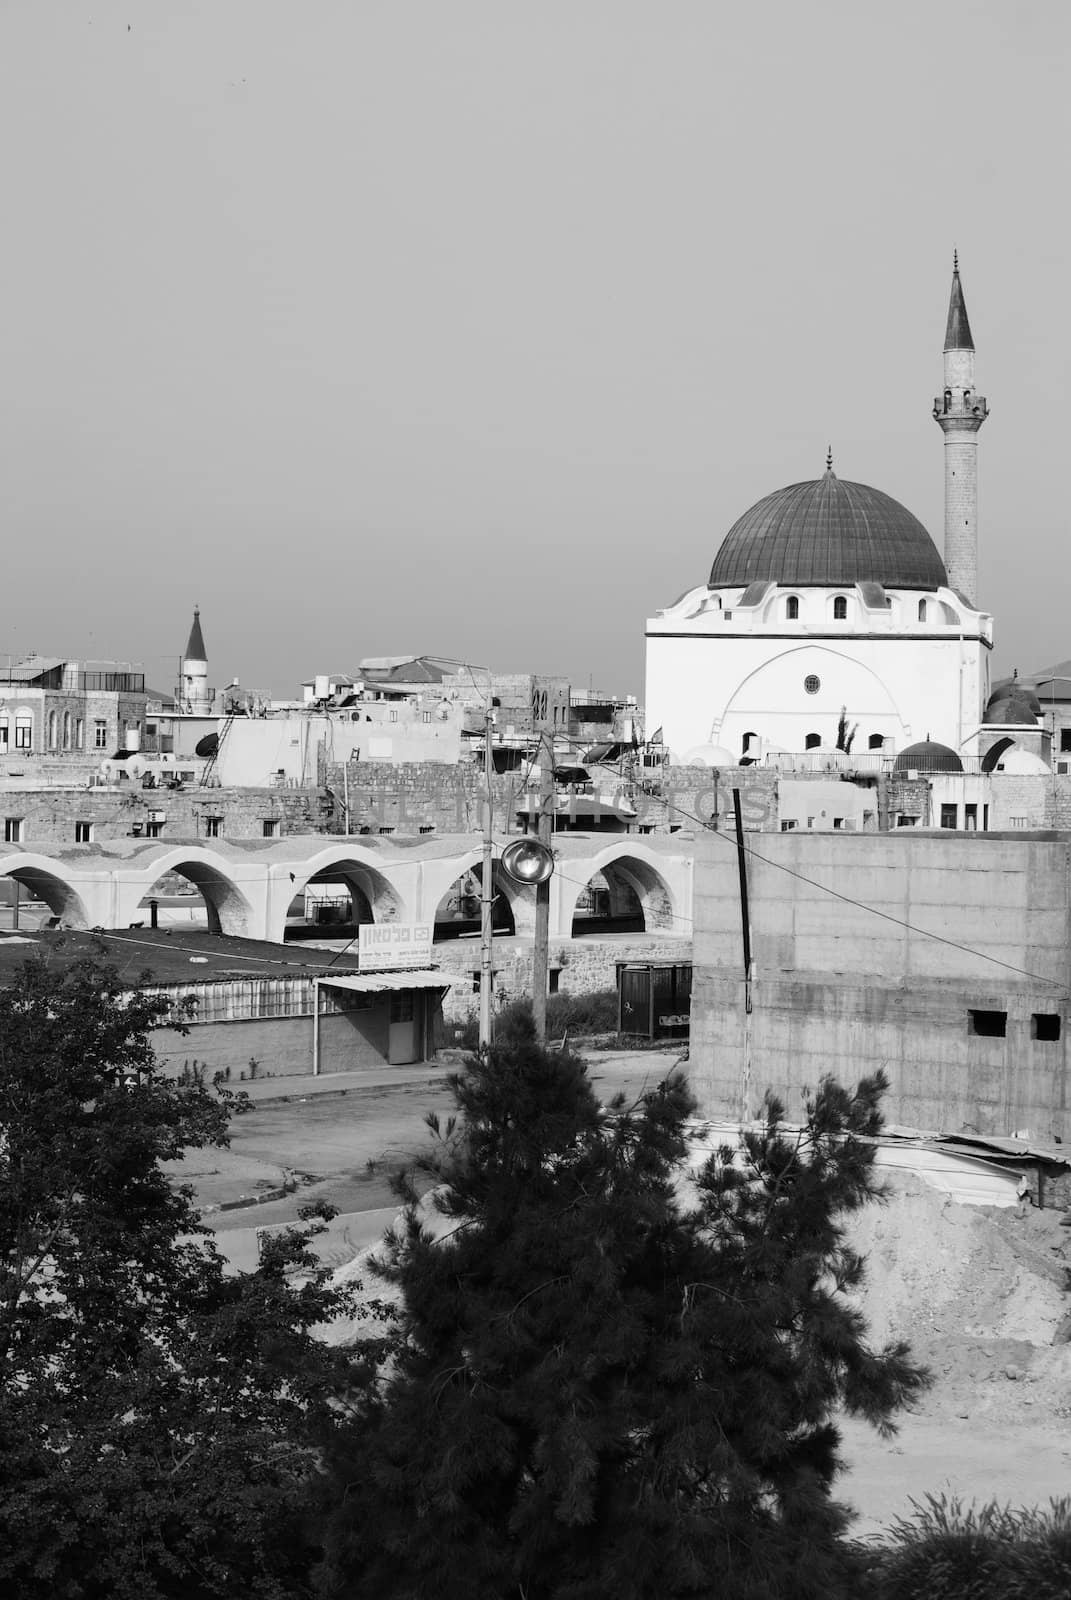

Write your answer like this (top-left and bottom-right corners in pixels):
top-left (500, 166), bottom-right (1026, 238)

top-left (953, 246), bottom-right (958, 273)
top-left (825, 444), bottom-right (833, 473)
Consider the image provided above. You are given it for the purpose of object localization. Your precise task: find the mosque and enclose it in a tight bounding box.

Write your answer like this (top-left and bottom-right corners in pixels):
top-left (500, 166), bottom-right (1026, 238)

top-left (644, 262), bottom-right (997, 767)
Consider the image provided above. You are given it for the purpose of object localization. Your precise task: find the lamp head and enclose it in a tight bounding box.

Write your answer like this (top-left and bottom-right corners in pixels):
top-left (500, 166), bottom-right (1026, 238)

top-left (499, 837), bottom-right (555, 886)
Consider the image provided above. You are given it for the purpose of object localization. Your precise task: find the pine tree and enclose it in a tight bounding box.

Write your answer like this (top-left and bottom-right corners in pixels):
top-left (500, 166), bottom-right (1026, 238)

top-left (316, 1009), bottom-right (927, 1600)
top-left (0, 955), bottom-right (356, 1599)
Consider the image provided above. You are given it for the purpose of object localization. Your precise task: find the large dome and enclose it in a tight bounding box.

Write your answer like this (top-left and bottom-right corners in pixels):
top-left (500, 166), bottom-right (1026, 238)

top-left (708, 470), bottom-right (947, 590)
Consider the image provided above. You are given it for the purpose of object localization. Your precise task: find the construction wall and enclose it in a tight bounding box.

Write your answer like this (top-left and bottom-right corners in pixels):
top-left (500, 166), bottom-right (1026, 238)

top-left (689, 829), bottom-right (1071, 1141)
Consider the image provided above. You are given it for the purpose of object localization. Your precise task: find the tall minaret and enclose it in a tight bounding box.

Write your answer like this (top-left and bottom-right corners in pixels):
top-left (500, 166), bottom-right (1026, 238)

top-left (933, 253), bottom-right (988, 604)
top-left (180, 606), bottom-right (211, 714)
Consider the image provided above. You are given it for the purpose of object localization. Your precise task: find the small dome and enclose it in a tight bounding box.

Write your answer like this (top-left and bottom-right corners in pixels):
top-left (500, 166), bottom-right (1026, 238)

top-left (708, 471), bottom-right (947, 590)
top-left (985, 695), bottom-right (1039, 726)
top-left (893, 740), bottom-right (963, 774)
top-left (988, 747), bottom-right (1049, 775)
top-left (682, 744), bottom-right (735, 768)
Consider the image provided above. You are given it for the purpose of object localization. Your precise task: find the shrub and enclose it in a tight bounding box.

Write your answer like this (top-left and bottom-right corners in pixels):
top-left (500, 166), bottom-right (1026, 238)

top-left (874, 1493), bottom-right (1071, 1599)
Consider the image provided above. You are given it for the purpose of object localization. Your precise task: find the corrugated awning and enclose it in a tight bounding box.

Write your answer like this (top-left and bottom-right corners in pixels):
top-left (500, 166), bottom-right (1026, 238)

top-left (317, 970), bottom-right (451, 994)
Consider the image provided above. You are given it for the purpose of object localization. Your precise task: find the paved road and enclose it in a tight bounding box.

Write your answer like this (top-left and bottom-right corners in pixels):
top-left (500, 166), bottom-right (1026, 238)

top-left (195, 1049), bottom-right (686, 1251)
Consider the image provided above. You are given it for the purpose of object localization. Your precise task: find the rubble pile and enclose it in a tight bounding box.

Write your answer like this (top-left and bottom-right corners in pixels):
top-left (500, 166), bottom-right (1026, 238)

top-left (848, 1171), bottom-right (1071, 1426)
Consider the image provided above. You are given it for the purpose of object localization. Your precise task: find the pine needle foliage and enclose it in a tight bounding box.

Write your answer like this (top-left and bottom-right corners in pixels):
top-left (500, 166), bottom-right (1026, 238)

top-left (0, 954), bottom-right (357, 1600)
top-left (316, 1009), bottom-right (928, 1600)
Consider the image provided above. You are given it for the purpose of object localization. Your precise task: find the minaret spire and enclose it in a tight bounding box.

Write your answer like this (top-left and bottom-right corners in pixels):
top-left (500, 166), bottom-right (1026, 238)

top-left (180, 606), bottom-right (211, 714)
top-left (933, 255), bottom-right (987, 604)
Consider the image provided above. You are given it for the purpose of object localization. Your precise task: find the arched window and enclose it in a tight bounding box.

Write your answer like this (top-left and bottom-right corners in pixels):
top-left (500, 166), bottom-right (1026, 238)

top-left (785, 595), bottom-right (799, 620)
top-left (833, 596), bottom-right (847, 620)
top-left (918, 599), bottom-right (928, 622)
top-left (741, 731), bottom-right (758, 754)
top-left (805, 732), bottom-right (821, 750)
top-left (76, 718), bottom-right (84, 749)
top-left (62, 711), bottom-right (72, 750)
top-left (48, 710), bottom-right (58, 749)
top-left (868, 734), bottom-right (884, 750)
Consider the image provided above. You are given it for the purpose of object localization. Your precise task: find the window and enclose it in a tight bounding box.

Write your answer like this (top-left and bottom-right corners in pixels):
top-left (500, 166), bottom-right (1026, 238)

top-left (918, 599), bottom-right (928, 622)
top-left (964, 803), bottom-right (978, 831)
top-left (419, 824), bottom-right (435, 834)
top-left (548, 968), bottom-right (560, 995)
top-left (62, 711), bottom-right (72, 750)
top-left (76, 718), bottom-right (84, 749)
top-left (805, 733), bottom-right (821, 750)
top-left (896, 814), bottom-right (918, 827)
top-left (389, 993), bottom-right (415, 1024)
top-left (4, 818), bottom-right (23, 843)
top-left (144, 820), bottom-right (165, 839)
top-left (378, 826), bottom-right (395, 835)
top-left (262, 819), bottom-right (279, 838)
top-left (15, 715), bottom-right (32, 750)
top-left (833, 596), bottom-right (847, 620)
top-left (868, 734), bottom-right (884, 750)
top-left (48, 712), bottom-right (58, 749)
top-left (74, 821), bottom-right (93, 843)
top-left (804, 674), bottom-right (820, 695)
top-left (785, 596), bottom-right (799, 620)
top-left (1009, 816), bottom-right (1028, 829)
top-left (1033, 1014), bottom-right (1061, 1041)
top-left (1061, 730), bottom-right (1071, 754)
top-left (389, 710), bottom-right (398, 723)
top-left (780, 820), bottom-right (797, 831)
top-left (0, 717), bottom-right (7, 752)
top-left (969, 1009), bottom-right (1007, 1038)
top-left (422, 711), bottom-right (431, 723)
top-left (940, 804), bottom-right (958, 829)
top-left (204, 816), bottom-right (223, 838)
top-left (94, 720), bottom-right (108, 749)
top-left (741, 731), bottom-right (757, 754)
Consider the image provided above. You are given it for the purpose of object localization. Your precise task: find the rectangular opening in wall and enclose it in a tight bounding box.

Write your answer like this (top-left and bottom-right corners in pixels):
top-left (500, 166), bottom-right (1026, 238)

top-left (969, 1008), bottom-right (1007, 1038)
top-left (940, 804), bottom-right (958, 829)
top-left (1033, 1013), bottom-right (1061, 1041)
top-left (74, 821), bottom-right (94, 844)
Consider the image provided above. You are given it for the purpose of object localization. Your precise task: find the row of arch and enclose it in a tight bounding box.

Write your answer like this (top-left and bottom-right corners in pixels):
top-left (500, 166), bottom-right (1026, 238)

top-left (0, 841), bottom-right (684, 945)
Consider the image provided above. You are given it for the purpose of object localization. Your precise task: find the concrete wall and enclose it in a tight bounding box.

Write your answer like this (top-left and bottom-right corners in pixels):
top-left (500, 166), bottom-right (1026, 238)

top-left (154, 1001), bottom-right (417, 1082)
top-left (689, 829), bottom-right (1071, 1141)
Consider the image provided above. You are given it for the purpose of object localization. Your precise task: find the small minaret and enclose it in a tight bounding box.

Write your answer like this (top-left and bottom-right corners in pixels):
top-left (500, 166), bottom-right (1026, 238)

top-left (180, 606), bottom-right (211, 714)
top-left (933, 253), bottom-right (988, 604)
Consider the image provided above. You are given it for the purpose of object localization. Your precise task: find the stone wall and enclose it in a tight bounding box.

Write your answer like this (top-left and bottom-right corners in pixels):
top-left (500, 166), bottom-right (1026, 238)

top-left (0, 785), bottom-right (335, 847)
top-left (431, 934), bottom-right (693, 1024)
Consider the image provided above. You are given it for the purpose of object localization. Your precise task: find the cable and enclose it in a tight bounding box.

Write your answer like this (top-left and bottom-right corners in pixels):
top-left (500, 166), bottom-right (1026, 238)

top-left (575, 757), bottom-right (1067, 990)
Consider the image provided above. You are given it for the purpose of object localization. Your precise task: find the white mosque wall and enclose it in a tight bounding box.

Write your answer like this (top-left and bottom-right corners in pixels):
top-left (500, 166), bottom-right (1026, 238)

top-left (645, 628), bottom-right (988, 763)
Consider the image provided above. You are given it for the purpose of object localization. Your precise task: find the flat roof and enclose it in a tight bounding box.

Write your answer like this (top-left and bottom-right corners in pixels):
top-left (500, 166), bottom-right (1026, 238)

top-left (318, 970), bottom-right (452, 994)
top-left (0, 928), bottom-right (365, 986)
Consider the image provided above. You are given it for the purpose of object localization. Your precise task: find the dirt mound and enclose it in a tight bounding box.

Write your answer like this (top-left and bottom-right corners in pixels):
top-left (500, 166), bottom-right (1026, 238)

top-left (848, 1171), bottom-right (1071, 1427)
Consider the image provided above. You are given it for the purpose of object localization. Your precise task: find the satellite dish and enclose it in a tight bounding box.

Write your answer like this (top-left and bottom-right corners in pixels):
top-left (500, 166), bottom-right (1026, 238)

top-left (499, 837), bottom-right (555, 886)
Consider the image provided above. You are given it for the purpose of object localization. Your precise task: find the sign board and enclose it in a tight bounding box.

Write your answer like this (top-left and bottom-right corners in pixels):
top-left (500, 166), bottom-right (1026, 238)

top-left (358, 922), bottom-right (434, 972)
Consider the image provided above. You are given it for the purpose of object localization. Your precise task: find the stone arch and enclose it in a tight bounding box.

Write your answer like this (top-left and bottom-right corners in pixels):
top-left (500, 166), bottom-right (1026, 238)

top-left (562, 845), bottom-right (678, 936)
top-left (128, 848), bottom-right (253, 937)
top-left (276, 847), bottom-right (409, 943)
top-left (0, 854), bottom-right (90, 929)
top-left (981, 736), bottom-right (1016, 774)
top-left (430, 849), bottom-right (519, 942)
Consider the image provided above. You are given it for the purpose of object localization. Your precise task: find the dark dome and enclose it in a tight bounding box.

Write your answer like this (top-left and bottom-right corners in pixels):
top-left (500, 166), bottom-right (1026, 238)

top-left (893, 740), bottom-right (963, 774)
top-left (708, 471), bottom-right (947, 590)
top-left (984, 695), bottom-right (1039, 726)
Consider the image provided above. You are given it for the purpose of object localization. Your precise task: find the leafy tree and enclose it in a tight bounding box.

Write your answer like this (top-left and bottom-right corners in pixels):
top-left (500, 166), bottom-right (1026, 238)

top-left (0, 954), bottom-right (357, 1600)
top-left (316, 1010), bottom-right (928, 1600)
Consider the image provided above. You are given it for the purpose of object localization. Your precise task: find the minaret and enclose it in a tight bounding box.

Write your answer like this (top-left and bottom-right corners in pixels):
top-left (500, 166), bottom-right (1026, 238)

top-left (180, 606), bottom-right (211, 714)
top-left (933, 253), bottom-right (988, 604)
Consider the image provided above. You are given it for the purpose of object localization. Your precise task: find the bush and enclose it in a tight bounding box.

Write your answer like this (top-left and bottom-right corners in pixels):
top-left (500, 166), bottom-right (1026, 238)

top-left (873, 1494), bottom-right (1071, 1599)
top-left (448, 989), bottom-right (621, 1051)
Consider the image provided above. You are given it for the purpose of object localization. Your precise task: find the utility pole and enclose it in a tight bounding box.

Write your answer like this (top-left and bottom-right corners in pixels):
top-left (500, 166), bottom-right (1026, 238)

top-left (478, 710), bottom-right (496, 1052)
top-left (733, 788), bottom-right (755, 1124)
top-left (531, 690), bottom-right (555, 1041)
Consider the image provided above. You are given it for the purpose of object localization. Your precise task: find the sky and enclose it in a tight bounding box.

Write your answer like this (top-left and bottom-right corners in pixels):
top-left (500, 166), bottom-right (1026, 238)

top-left (1, 1), bottom-right (1068, 700)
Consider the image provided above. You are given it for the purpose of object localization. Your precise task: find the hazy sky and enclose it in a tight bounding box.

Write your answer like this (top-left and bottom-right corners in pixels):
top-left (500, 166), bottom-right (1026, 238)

top-left (1, 2), bottom-right (1067, 699)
